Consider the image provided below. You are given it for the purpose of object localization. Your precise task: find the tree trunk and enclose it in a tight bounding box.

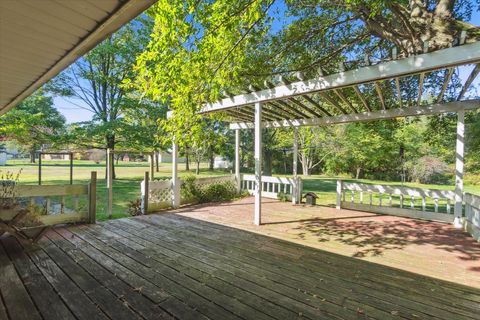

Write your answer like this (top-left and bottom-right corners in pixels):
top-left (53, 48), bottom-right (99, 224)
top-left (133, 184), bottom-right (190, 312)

top-left (263, 150), bottom-right (273, 176)
top-left (209, 153), bottom-right (214, 171)
top-left (356, 167), bottom-right (362, 179)
top-left (29, 150), bottom-right (36, 163)
top-left (196, 161), bottom-right (200, 175)
top-left (155, 151), bottom-right (159, 172)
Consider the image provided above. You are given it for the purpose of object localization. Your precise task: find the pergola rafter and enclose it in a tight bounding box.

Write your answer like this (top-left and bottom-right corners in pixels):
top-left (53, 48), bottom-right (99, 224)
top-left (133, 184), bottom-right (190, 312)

top-left (191, 41), bottom-right (480, 226)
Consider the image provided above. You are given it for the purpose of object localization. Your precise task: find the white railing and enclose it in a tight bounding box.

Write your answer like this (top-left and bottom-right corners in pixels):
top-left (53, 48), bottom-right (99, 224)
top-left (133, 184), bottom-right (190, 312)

top-left (141, 179), bottom-right (172, 213)
top-left (241, 175), bottom-right (302, 202)
top-left (337, 181), bottom-right (456, 223)
top-left (464, 193), bottom-right (480, 241)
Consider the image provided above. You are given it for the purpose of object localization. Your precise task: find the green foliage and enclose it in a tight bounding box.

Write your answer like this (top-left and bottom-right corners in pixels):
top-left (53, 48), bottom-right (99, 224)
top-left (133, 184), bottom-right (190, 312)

top-left (277, 192), bottom-right (291, 202)
top-left (0, 92), bottom-right (65, 159)
top-left (406, 156), bottom-right (452, 184)
top-left (180, 175), bottom-right (238, 203)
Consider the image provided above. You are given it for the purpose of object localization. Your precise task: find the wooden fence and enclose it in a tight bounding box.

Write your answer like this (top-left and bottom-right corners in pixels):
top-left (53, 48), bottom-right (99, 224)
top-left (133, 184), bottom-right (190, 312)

top-left (241, 175), bottom-right (301, 201)
top-left (3, 171), bottom-right (96, 226)
top-left (464, 193), bottom-right (480, 241)
top-left (337, 181), bottom-right (456, 223)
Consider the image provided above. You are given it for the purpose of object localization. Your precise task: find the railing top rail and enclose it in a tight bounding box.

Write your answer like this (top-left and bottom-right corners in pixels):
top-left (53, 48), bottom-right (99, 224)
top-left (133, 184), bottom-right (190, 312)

top-left (465, 192), bottom-right (480, 208)
top-left (341, 182), bottom-right (455, 199)
top-left (14, 184), bottom-right (88, 197)
top-left (242, 174), bottom-right (298, 184)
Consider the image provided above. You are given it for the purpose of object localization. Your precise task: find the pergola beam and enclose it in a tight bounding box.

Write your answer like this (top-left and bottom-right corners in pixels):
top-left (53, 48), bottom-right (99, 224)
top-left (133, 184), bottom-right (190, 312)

top-left (457, 64), bottom-right (480, 101)
top-left (417, 72), bottom-right (425, 106)
top-left (229, 100), bottom-right (480, 130)
top-left (375, 82), bottom-right (386, 110)
top-left (437, 67), bottom-right (454, 103)
top-left (201, 42), bottom-right (480, 113)
top-left (395, 78), bottom-right (403, 108)
top-left (353, 86), bottom-right (372, 112)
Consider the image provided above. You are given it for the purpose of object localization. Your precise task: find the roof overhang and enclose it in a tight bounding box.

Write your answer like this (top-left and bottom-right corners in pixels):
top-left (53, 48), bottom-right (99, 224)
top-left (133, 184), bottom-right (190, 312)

top-left (0, 0), bottom-right (157, 115)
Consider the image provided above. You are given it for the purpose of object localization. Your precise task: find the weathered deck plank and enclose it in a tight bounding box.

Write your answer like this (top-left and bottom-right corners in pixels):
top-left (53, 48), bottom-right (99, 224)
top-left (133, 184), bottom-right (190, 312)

top-left (0, 212), bottom-right (479, 320)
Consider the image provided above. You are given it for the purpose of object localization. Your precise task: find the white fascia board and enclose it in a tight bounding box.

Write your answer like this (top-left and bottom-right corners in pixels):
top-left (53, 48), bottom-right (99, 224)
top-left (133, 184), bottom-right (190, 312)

top-left (229, 100), bottom-right (480, 130)
top-left (203, 42), bottom-right (480, 114)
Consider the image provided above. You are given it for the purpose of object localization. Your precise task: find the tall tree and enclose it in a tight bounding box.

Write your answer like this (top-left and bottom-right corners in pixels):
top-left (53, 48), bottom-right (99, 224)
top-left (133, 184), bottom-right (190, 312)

top-left (0, 91), bottom-right (66, 162)
top-left (51, 17), bottom-right (153, 177)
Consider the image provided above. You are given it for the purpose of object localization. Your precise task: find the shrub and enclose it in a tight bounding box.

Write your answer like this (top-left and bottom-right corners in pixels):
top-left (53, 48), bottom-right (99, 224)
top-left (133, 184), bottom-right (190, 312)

top-left (127, 199), bottom-right (143, 216)
top-left (408, 156), bottom-right (452, 184)
top-left (180, 175), bottom-right (239, 204)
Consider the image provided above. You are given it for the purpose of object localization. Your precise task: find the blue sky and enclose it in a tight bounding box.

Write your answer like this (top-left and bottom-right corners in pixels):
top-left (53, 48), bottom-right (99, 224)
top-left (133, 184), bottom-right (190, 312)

top-left (54, 5), bottom-right (480, 123)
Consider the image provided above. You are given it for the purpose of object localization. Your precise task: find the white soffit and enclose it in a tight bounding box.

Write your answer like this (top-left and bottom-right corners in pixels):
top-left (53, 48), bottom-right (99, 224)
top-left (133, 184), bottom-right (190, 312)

top-left (0, 0), bottom-right (157, 115)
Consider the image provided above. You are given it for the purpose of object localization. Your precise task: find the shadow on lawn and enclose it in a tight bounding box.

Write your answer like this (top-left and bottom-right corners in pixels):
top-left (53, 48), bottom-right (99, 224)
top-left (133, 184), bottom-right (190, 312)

top-left (295, 216), bottom-right (480, 265)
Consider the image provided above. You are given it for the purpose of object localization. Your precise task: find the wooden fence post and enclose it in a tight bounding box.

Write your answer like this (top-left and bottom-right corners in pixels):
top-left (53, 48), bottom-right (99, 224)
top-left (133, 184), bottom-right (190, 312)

top-left (143, 171), bottom-right (149, 214)
top-left (69, 152), bottom-right (74, 185)
top-left (38, 152), bottom-right (42, 185)
top-left (88, 171), bottom-right (97, 224)
top-left (336, 180), bottom-right (342, 209)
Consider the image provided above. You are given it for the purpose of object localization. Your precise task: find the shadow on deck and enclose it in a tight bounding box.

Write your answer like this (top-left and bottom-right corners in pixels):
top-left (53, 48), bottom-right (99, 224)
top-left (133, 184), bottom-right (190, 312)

top-left (0, 204), bottom-right (480, 319)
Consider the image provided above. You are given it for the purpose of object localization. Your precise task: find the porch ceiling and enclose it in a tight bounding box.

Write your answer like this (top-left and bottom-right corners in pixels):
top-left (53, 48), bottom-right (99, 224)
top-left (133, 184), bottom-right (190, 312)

top-left (0, 0), bottom-right (156, 115)
top-left (199, 41), bottom-right (480, 129)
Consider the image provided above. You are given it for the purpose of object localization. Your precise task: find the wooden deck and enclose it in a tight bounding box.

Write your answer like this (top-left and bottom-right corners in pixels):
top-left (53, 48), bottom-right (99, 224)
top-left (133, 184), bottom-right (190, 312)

top-left (1, 211), bottom-right (480, 319)
top-left (173, 197), bottom-right (480, 289)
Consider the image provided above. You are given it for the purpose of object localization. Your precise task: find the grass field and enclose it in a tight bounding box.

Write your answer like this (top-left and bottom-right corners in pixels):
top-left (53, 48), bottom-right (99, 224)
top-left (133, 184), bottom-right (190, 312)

top-left (3, 158), bottom-right (480, 220)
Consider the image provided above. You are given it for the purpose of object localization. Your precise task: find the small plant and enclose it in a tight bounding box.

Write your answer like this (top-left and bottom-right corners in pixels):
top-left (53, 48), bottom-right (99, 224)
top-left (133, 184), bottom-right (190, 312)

top-left (0, 169), bottom-right (22, 209)
top-left (127, 199), bottom-right (143, 216)
top-left (277, 192), bottom-right (291, 202)
top-left (180, 175), bottom-right (240, 204)
top-left (14, 205), bottom-right (44, 228)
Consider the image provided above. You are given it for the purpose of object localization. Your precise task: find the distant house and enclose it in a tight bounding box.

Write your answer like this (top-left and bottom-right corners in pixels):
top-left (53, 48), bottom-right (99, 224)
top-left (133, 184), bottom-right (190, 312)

top-left (213, 156), bottom-right (232, 169)
top-left (0, 150), bottom-right (7, 166)
top-left (158, 151), bottom-right (186, 163)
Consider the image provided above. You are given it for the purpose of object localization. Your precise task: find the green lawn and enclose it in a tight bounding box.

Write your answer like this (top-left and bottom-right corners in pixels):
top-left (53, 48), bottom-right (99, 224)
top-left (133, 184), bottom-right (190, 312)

top-left (3, 159), bottom-right (480, 220)
top-left (5, 159), bottom-right (230, 220)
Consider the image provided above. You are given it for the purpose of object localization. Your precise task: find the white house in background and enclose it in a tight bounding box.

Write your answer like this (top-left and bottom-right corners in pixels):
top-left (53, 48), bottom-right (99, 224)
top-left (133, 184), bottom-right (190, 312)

top-left (158, 151), bottom-right (186, 163)
top-left (0, 150), bottom-right (7, 166)
top-left (213, 156), bottom-right (232, 169)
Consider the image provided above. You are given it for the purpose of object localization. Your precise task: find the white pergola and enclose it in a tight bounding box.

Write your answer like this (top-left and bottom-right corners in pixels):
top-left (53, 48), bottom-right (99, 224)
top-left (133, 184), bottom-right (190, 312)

top-left (169, 40), bottom-right (480, 227)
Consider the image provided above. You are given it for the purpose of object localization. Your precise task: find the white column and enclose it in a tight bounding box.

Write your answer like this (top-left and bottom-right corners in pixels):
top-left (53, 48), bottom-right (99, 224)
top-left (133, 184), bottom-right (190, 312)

top-left (292, 127), bottom-right (299, 204)
top-left (106, 148), bottom-right (113, 218)
top-left (172, 138), bottom-right (180, 208)
top-left (454, 110), bottom-right (465, 228)
top-left (235, 129), bottom-right (241, 193)
top-left (254, 102), bottom-right (262, 225)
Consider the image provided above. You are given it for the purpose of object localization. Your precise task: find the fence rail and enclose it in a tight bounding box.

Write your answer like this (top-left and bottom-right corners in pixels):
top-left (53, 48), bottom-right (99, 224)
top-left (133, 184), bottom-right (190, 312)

top-left (337, 181), bottom-right (456, 223)
top-left (1, 172), bottom-right (96, 226)
top-left (465, 193), bottom-right (480, 241)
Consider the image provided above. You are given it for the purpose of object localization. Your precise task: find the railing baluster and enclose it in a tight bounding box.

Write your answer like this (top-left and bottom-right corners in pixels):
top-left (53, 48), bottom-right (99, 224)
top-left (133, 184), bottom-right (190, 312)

top-left (422, 197), bottom-right (426, 212)
top-left (389, 194), bottom-right (392, 206)
top-left (351, 190), bottom-right (355, 203)
top-left (434, 198), bottom-right (439, 213)
top-left (446, 199), bottom-right (451, 214)
top-left (46, 197), bottom-right (51, 214)
top-left (61, 196), bottom-right (65, 214)
top-left (411, 196), bottom-right (415, 209)
top-left (369, 192), bottom-right (373, 206)
top-left (400, 194), bottom-right (403, 208)
top-left (360, 191), bottom-right (363, 204)
top-left (379, 193), bottom-right (382, 206)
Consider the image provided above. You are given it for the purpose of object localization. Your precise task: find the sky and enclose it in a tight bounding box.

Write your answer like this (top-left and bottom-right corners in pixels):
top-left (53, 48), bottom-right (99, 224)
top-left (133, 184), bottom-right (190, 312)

top-left (53, 4), bottom-right (480, 124)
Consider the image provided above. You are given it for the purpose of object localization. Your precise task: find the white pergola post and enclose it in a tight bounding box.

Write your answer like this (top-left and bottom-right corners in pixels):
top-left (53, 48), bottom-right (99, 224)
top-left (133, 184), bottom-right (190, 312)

top-left (292, 127), bottom-right (299, 204)
top-left (106, 148), bottom-right (113, 219)
top-left (235, 129), bottom-right (241, 193)
top-left (171, 138), bottom-right (180, 208)
top-left (254, 102), bottom-right (262, 225)
top-left (454, 110), bottom-right (465, 228)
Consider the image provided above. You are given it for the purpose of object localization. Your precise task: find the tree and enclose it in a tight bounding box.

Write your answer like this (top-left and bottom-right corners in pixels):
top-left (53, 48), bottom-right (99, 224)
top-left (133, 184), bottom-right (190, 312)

top-left (50, 17), bottom-right (153, 177)
top-left (0, 91), bottom-right (66, 162)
